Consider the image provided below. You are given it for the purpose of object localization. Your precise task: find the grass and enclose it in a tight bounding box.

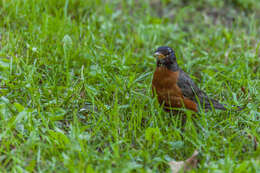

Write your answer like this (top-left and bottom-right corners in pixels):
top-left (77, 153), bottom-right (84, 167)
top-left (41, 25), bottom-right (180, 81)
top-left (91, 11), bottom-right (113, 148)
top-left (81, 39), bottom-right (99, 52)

top-left (0, 0), bottom-right (259, 172)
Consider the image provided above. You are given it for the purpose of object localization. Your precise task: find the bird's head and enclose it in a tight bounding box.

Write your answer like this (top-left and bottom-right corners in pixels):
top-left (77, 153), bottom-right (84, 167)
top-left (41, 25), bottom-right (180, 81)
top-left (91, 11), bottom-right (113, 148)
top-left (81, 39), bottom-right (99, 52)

top-left (154, 46), bottom-right (176, 66)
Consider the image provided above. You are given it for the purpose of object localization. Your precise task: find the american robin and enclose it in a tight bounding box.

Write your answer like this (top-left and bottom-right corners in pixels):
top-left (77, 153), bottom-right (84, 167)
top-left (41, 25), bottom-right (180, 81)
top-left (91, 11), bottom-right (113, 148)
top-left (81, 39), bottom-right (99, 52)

top-left (152, 46), bottom-right (239, 112)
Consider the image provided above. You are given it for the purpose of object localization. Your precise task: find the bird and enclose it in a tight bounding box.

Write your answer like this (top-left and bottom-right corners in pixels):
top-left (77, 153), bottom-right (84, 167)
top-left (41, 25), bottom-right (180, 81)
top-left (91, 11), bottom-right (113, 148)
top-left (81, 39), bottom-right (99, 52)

top-left (152, 46), bottom-right (237, 112)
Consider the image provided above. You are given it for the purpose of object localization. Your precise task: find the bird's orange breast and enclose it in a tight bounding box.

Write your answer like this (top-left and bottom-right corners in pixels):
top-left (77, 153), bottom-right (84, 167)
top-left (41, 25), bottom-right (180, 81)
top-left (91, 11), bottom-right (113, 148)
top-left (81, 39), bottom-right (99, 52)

top-left (152, 66), bottom-right (198, 112)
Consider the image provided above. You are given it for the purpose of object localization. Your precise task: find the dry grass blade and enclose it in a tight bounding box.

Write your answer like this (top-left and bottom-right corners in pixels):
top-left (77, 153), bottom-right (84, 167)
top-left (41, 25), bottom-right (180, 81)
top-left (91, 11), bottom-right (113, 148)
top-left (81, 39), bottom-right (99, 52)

top-left (169, 150), bottom-right (199, 173)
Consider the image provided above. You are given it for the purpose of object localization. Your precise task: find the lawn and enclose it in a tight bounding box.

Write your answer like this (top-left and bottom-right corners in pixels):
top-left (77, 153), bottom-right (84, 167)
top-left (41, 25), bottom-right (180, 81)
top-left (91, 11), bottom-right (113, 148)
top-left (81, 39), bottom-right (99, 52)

top-left (0, 0), bottom-right (259, 172)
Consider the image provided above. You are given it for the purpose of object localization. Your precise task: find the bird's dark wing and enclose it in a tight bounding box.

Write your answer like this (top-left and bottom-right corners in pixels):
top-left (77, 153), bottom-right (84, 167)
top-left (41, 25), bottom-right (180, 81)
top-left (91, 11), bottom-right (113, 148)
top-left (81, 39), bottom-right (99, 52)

top-left (177, 69), bottom-right (226, 110)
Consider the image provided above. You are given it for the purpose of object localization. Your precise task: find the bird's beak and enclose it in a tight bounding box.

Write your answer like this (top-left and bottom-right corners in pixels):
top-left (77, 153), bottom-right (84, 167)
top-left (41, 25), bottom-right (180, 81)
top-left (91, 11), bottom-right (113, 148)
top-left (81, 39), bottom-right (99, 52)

top-left (154, 52), bottom-right (165, 59)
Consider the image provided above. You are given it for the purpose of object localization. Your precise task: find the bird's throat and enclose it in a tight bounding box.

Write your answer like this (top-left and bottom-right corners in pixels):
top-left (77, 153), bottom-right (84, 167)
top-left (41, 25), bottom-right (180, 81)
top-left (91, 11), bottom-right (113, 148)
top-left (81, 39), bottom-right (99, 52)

top-left (157, 59), bottom-right (179, 72)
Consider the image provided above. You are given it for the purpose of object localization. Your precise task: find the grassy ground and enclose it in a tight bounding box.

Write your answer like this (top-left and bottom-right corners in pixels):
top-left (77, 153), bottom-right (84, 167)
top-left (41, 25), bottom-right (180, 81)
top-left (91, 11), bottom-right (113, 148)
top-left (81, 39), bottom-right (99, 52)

top-left (0, 0), bottom-right (260, 172)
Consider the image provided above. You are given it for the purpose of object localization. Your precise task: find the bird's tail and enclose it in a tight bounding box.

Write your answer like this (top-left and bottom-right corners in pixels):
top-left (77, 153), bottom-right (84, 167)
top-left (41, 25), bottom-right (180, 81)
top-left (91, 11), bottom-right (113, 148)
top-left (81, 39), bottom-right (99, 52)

top-left (209, 99), bottom-right (226, 110)
top-left (231, 105), bottom-right (245, 111)
top-left (205, 98), bottom-right (244, 111)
